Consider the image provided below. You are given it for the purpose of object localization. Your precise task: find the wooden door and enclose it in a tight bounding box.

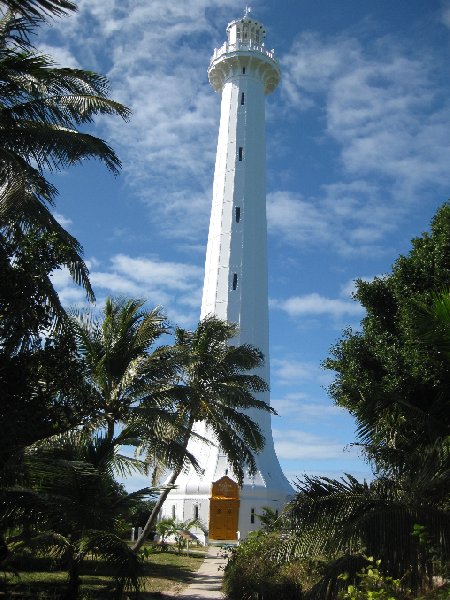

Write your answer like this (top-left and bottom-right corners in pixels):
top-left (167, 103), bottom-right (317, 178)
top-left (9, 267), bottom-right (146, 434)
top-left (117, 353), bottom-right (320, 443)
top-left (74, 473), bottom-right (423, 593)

top-left (209, 499), bottom-right (239, 540)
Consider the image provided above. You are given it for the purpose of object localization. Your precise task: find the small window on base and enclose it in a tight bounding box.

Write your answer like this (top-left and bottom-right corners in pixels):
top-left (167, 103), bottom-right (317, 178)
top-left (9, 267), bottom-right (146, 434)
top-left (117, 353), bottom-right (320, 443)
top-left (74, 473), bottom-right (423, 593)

top-left (238, 147), bottom-right (243, 161)
top-left (250, 508), bottom-right (255, 524)
top-left (242, 67), bottom-right (246, 74)
top-left (241, 92), bottom-right (245, 105)
top-left (235, 207), bottom-right (241, 222)
top-left (232, 273), bottom-right (238, 290)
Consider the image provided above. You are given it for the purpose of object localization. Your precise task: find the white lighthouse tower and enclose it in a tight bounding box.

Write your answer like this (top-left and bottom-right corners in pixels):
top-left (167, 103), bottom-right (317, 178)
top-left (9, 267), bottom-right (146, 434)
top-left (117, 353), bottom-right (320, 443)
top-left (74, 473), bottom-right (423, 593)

top-left (162, 9), bottom-right (293, 541)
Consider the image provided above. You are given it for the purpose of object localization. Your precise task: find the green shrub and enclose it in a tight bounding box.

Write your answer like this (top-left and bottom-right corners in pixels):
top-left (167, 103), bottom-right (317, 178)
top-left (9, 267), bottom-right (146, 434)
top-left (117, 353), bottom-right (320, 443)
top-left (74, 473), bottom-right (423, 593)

top-left (222, 532), bottom-right (304, 599)
top-left (338, 558), bottom-right (405, 600)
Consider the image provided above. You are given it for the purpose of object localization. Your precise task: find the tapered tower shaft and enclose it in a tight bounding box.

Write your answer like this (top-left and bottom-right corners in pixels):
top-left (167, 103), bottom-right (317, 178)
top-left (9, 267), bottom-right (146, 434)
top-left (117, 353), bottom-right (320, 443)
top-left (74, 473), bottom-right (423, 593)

top-left (161, 13), bottom-right (292, 541)
top-left (202, 14), bottom-right (280, 459)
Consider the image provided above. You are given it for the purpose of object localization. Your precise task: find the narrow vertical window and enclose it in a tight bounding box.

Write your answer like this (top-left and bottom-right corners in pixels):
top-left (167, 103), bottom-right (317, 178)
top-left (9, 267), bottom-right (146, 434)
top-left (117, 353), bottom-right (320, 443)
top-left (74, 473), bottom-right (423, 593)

top-left (235, 207), bottom-right (241, 222)
top-left (172, 505), bottom-right (176, 519)
top-left (242, 67), bottom-right (246, 74)
top-left (194, 505), bottom-right (199, 520)
top-left (225, 468), bottom-right (228, 475)
top-left (241, 91), bottom-right (245, 105)
top-left (250, 508), bottom-right (255, 524)
top-left (238, 147), bottom-right (243, 161)
top-left (232, 273), bottom-right (238, 290)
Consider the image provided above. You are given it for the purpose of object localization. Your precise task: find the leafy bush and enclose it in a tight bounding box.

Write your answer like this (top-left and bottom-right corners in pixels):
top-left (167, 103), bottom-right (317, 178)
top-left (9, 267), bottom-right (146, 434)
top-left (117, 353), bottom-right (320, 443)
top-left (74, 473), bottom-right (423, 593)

top-left (338, 558), bottom-right (404, 600)
top-left (222, 532), bottom-right (307, 599)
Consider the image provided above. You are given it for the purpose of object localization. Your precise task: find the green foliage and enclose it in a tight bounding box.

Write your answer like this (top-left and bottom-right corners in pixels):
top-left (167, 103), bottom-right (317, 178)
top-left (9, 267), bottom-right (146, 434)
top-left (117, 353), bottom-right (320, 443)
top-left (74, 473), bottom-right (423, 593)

top-left (260, 204), bottom-right (450, 600)
top-left (69, 297), bottom-right (194, 475)
top-left (0, 10), bottom-right (129, 325)
top-left (2, 431), bottom-right (150, 598)
top-left (2, 547), bottom-right (205, 598)
top-left (324, 203), bottom-right (450, 469)
top-left (126, 498), bottom-right (156, 530)
top-left (0, 0), bottom-right (77, 19)
top-left (222, 532), bottom-right (304, 600)
top-left (0, 1), bottom-right (130, 473)
top-left (338, 558), bottom-right (404, 600)
top-left (171, 316), bottom-right (272, 485)
top-left (257, 506), bottom-right (281, 531)
top-left (154, 517), bottom-right (202, 553)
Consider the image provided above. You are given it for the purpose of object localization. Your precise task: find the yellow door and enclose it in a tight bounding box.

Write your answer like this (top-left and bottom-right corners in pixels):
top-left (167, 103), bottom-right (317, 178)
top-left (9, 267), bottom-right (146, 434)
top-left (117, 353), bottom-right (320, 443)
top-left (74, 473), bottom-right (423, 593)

top-left (209, 476), bottom-right (240, 540)
top-left (209, 499), bottom-right (239, 540)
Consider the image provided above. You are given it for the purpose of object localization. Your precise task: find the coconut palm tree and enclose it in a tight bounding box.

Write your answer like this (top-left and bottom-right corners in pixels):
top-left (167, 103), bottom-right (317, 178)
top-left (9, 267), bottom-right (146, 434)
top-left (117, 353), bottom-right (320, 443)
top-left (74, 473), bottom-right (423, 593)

top-left (0, 10), bottom-right (129, 326)
top-left (5, 430), bottom-right (148, 599)
top-left (70, 298), bottom-right (198, 478)
top-left (133, 316), bottom-right (274, 552)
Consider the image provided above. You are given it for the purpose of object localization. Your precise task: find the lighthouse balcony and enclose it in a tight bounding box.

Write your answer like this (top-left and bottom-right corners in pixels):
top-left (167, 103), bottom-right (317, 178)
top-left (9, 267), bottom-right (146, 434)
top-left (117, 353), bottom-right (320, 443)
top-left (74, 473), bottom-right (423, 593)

top-left (208, 40), bottom-right (280, 94)
top-left (211, 40), bottom-right (278, 63)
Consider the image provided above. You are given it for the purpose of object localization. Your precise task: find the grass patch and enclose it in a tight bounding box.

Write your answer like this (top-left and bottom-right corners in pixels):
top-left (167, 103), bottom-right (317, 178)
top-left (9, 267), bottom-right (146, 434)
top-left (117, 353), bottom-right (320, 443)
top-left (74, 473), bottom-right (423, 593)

top-left (1, 547), bottom-right (206, 598)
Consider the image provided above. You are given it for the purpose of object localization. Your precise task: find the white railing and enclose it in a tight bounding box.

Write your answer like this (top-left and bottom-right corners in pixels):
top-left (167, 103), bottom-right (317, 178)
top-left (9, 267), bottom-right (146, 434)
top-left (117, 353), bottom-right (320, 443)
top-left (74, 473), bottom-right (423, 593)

top-left (211, 40), bottom-right (277, 63)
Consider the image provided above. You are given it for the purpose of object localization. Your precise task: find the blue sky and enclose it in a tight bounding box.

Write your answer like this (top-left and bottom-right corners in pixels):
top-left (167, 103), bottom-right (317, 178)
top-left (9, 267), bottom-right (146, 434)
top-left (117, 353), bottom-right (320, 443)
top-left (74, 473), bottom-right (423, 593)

top-left (40, 0), bottom-right (450, 490)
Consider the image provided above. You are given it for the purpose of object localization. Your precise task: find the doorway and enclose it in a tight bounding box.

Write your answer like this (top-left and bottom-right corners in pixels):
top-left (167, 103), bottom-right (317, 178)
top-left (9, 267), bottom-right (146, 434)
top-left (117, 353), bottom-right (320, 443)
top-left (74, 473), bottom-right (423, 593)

top-left (209, 476), bottom-right (240, 540)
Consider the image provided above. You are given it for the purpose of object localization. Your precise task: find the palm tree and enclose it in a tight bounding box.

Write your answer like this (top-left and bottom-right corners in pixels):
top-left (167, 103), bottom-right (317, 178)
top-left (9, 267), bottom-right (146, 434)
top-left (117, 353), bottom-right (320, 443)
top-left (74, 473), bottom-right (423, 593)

top-left (5, 430), bottom-right (148, 599)
top-left (278, 442), bottom-right (450, 598)
top-left (416, 290), bottom-right (450, 359)
top-left (133, 316), bottom-right (274, 552)
top-left (0, 11), bottom-right (130, 325)
top-left (70, 298), bottom-right (197, 478)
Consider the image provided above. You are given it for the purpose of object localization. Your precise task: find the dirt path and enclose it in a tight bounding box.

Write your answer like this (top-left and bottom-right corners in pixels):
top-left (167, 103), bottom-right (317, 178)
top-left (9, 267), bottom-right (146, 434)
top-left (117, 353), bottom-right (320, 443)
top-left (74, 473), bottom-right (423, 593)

top-left (164, 546), bottom-right (227, 599)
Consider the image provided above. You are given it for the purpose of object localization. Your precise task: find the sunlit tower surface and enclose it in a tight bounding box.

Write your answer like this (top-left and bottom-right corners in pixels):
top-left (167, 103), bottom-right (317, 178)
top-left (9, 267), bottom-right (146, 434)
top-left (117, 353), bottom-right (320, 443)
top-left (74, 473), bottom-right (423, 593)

top-left (162, 9), bottom-right (293, 541)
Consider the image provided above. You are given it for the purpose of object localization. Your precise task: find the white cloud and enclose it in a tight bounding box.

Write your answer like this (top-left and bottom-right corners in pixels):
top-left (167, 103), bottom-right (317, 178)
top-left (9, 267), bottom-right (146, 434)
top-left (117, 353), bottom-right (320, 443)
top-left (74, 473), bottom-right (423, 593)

top-left (37, 43), bottom-right (79, 68)
top-left (110, 254), bottom-right (203, 292)
top-left (441, 3), bottom-right (450, 29)
top-left (90, 254), bottom-right (203, 323)
top-left (273, 429), bottom-right (359, 461)
top-left (267, 181), bottom-right (403, 256)
top-left (52, 212), bottom-right (73, 228)
top-left (272, 358), bottom-right (322, 385)
top-left (275, 292), bottom-right (363, 320)
top-left (276, 29), bottom-right (450, 252)
top-left (272, 393), bottom-right (344, 422)
top-left (40, 0), bottom-right (243, 241)
top-left (52, 254), bottom-right (204, 326)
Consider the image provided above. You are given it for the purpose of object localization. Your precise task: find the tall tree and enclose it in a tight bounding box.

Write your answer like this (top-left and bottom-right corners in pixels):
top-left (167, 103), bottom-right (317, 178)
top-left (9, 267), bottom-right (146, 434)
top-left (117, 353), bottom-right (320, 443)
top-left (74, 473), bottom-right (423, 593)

top-left (222, 205), bottom-right (450, 599)
top-left (70, 298), bottom-right (196, 477)
top-left (0, 10), bottom-right (129, 328)
top-left (324, 202), bottom-right (450, 472)
top-left (0, 6), bottom-right (129, 462)
top-left (133, 316), bottom-right (274, 552)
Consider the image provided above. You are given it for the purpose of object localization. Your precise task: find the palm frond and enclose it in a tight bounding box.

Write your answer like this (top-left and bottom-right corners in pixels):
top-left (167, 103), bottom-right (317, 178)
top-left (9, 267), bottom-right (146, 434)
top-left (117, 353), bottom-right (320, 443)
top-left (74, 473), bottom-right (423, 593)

top-left (80, 530), bottom-right (144, 592)
top-left (0, 0), bottom-right (76, 19)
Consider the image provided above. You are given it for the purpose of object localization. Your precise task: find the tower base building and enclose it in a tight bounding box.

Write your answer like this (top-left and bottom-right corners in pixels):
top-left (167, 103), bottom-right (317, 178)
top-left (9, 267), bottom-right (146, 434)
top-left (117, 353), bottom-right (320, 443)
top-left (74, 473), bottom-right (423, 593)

top-left (161, 10), bottom-right (293, 542)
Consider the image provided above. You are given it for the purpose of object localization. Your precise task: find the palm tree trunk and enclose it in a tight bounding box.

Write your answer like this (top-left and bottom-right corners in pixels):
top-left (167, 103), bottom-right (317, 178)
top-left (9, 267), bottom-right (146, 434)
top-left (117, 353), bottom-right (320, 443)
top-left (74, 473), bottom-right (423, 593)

top-left (65, 557), bottom-right (81, 600)
top-left (131, 466), bottom-right (182, 552)
top-left (132, 415), bottom-right (196, 553)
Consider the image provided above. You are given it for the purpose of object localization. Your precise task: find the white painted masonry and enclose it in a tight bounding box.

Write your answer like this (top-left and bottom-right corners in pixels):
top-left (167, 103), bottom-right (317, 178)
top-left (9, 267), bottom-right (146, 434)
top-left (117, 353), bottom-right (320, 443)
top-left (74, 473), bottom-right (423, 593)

top-left (161, 10), bottom-right (293, 542)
